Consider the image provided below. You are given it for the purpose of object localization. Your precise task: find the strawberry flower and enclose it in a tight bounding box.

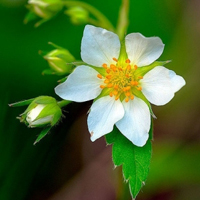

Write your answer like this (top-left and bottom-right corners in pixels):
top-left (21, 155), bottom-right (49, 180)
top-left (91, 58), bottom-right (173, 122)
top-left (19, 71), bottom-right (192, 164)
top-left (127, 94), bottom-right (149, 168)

top-left (55, 25), bottom-right (185, 147)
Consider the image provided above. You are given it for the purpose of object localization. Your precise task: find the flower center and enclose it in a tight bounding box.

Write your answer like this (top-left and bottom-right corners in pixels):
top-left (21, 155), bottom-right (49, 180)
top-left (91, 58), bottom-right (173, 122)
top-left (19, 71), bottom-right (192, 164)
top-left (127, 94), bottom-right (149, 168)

top-left (97, 58), bottom-right (143, 102)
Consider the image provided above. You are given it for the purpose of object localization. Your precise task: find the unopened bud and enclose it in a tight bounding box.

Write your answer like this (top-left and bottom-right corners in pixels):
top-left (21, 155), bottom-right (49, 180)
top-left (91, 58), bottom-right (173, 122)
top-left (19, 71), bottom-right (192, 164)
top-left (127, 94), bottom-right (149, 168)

top-left (43, 43), bottom-right (75, 75)
top-left (18, 96), bottom-right (62, 128)
top-left (25, 0), bottom-right (63, 26)
top-left (65, 6), bottom-right (89, 25)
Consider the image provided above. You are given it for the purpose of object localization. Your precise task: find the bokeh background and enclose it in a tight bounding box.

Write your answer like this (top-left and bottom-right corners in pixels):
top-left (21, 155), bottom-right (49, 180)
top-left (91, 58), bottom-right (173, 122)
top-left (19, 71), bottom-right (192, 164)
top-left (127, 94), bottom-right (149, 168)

top-left (0, 0), bottom-right (200, 199)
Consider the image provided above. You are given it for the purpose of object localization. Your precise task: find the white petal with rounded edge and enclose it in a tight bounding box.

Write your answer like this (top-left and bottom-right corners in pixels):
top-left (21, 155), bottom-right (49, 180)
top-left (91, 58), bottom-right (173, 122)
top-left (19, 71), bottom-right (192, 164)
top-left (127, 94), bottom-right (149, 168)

top-left (88, 96), bottom-right (124, 141)
top-left (55, 65), bottom-right (104, 102)
top-left (168, 70), bottom-right (186, 93)
top-left (125, 33), bottom-right (164, 67)
top-left (140, 66), bottom-right (186, 106)
top-left (116, 97), bottom-right (150, 147)
top-left (81, 25), bottom-right (120, 67)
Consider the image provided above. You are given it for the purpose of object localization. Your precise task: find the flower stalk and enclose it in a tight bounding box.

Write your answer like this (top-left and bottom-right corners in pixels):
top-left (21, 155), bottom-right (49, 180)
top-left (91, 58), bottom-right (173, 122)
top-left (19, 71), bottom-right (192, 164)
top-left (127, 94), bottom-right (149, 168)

top-left (117, 0), bottom-right (130, 40)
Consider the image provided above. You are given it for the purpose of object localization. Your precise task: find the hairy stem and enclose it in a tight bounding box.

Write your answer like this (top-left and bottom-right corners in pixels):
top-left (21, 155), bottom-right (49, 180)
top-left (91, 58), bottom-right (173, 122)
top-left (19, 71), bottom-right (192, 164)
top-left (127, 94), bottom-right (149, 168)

top-left (57, 100), bottom-right (71, 108)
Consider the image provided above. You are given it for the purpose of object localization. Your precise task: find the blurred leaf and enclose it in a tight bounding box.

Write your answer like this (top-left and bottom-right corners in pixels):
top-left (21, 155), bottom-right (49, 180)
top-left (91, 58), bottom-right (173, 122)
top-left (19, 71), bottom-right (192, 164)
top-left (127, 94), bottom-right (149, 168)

top-left (105, 125), bottom-right (152, 198)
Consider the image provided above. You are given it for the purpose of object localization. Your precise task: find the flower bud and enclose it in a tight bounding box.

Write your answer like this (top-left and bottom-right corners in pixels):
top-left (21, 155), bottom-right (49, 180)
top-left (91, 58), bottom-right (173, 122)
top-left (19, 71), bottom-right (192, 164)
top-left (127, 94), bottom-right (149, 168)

top-left (43, 44), bottom-right (75, 76)
top-left (18, 96), bottom-right (62, 128)
top-left (24, 0), bottom-right (63, 26)
top-left (65, 6), bottom-right (89, 25)
top-left (27, 0), bottom-right (63, 19)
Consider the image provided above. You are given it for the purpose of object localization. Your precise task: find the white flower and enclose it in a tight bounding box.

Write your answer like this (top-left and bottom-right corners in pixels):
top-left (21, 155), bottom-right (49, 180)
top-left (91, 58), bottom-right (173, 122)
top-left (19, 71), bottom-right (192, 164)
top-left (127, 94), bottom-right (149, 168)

top-left (55, 25), bottom-right (185, 147)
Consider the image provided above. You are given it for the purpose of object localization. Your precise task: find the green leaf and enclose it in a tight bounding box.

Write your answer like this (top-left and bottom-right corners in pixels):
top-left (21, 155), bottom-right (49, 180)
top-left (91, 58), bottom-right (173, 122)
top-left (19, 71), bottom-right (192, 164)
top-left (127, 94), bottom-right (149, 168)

top-left (34, 126), bottom-right (51, 145)
top-left (105, 125), bottom-right (152, 199)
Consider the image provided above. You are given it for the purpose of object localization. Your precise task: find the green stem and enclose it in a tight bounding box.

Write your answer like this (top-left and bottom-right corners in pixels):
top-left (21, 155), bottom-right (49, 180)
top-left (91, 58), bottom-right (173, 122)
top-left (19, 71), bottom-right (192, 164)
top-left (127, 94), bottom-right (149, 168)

top-left (62, 0), bottom-right (115, 31)
top-left (116, 0), bottom-right (130, 40)
top-left (57, 100), bottom-right (71, 108)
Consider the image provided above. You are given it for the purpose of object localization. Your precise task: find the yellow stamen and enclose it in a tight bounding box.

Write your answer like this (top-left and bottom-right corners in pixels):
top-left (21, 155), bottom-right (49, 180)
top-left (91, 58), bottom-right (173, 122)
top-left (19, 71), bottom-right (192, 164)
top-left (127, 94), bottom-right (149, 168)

top-left (137, 86), bottom-right (142, 91)
top-left (130, 95), bottom-right (134, 100)
top-left (113, 90), bottom-right (118, 95)
top-left (125, 97), bottom-right (129, 102)
top-left (138, 76), bottom-right (143, 79)
top-left (106, 75), bottom-right (112, 79)
top-left (97, 74), bottom-right (102, 79)
top-left (114, 85), bottom-right (119, 89)
top-left (100, 85), bottom-right (105, 89)
top-left (102, 63), bottom-right (107, 69)
top-left (125, 59), bottom-right (131, 63)
top-left (115, 96), bottom-right (119, 100)
top-left (107, 83), bottom-right (113, 88)
top-left (106, 69), bottom-right (111, 73)
top-left (134, 65), bottom-right (138, 70)
top-left (104, 79), bottom-right (109, 83)
top-left (109, 92), bottom-right (113, 97)
top-left (126, 64), bottom-right (131, 70)
top-left (113, 57), bottom-right (118, 62)
top-left (125, 92), bottom-right (131, 97)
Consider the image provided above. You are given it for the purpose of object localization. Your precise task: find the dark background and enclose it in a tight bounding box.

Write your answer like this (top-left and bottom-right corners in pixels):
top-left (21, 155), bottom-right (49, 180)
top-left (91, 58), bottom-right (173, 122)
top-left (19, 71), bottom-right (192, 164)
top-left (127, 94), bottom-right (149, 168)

top-left (0, 0), bottom-right (200, 199)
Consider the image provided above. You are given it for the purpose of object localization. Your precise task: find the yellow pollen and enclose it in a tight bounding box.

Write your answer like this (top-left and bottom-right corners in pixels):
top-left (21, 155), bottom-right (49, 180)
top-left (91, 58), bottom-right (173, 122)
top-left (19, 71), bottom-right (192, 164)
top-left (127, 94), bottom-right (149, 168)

top-left (113, 90), bottom-right (118, 95)
top-left (125, 97), bottom-right (129, 102)
top-left (102, 63), bottom-right (107, 69)
top-left (130, 95), bottom-right (134, 100)
top-left (114, 85), bottom-right (119, 89)
top-left (106, 74), bottom-right (112, 79)
top-left (97, 74), bottom-right (102, 79)
top-left (126, 65), bottom-right (131, 70)
top-left (113, 57), bottom-right (118, 62)
top-left (130, 80), bottom-right (135, 86)
top-left (106, 69), bottom-right (111, 73)
top-left (107, 83), bottom-right (113, 88)
top-left (100, 85), bottom-right (105, 89)
top-left (100, 58), bottom-right (142, 101)
top-left (115, 96), bottom-right (119, 100)
top-left (134, 65), bottom-right (138, 70)
top-left (104, 79), bottom-right (109, 83)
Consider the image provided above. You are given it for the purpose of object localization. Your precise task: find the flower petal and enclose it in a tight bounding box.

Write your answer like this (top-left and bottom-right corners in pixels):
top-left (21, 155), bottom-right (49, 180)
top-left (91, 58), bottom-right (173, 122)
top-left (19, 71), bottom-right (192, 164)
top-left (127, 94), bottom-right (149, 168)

top-left (81, 25), bottom-right (120, 67)
top-left (88, 96), bottom-right (124, 141)
top-left (116, 97), bottom-right (150, 147)
top-left (55, 65), bottom-right (104, 102)
top-left (140, 66), bottom-right (186, 106)
top-left (125, 33), bottom-right (164, 67)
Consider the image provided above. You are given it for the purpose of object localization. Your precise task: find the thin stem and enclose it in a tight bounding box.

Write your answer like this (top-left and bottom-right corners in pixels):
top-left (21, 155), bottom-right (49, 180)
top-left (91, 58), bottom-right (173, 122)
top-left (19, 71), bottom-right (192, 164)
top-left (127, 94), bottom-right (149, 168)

top-left (62, 0), bottom-right (115, 31)
top-left (116, 0), bottom-right (130, 40)
top-left (57, 100), bottom-right (71, 108)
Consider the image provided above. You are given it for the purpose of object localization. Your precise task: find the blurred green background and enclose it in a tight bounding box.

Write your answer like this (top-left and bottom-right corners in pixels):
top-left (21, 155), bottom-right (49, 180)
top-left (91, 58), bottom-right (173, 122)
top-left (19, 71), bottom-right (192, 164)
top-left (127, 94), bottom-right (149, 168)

top-left (0, 0), bottom-right (200, 199)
